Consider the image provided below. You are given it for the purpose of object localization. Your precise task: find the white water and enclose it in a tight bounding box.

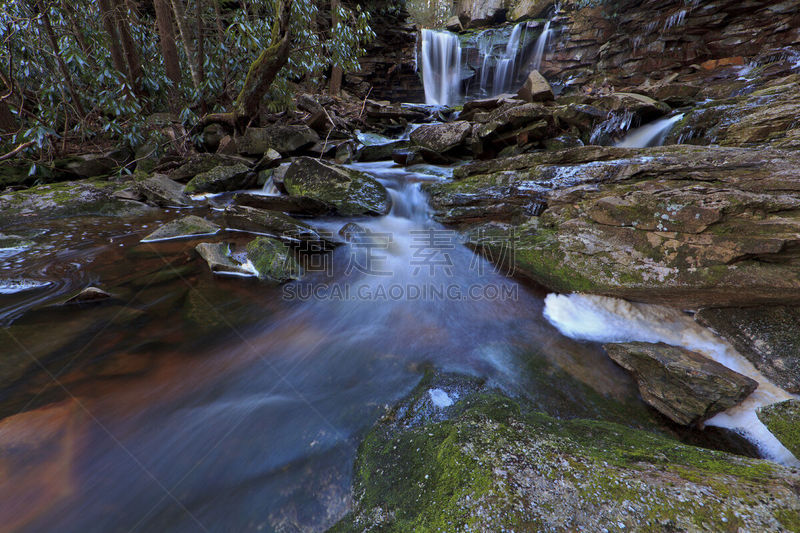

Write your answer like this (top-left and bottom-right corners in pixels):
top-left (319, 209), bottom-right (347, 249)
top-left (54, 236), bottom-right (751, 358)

top-left (492, 23), bottom-right (524, 95)
top-left (616, 113), bottom-right (684, 148)
top-left (543, 293), bottom-right (799, 465)
top-left (420, 29), bottom-right (462, 106)
top-left (532, 19), bottom-right (552, 72)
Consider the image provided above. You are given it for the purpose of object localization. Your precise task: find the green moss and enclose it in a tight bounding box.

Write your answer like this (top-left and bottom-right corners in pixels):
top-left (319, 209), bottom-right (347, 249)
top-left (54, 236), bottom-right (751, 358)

top-left (757, 400), bottom-right (800, 458)
top-left (246, 236), bottom-right (301, 282)
top-left (774, 509), bottom-right (800, 532)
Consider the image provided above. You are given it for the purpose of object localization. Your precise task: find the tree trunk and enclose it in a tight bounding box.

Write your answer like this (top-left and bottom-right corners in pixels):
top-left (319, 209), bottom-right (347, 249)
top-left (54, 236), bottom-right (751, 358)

top-left (36, 1), bottom-right (86, 117)
top-left (97, 0), bottom-right (129, 80)
top-left (212, 0), bottom-right (229, 90)
top-left (170, 0), bottom-right (203, 93)
top-left (233, 0), bottom-right (292, 125)
top-left (328, 0), bottom-right (342, 95)
top-left (112, 0), bottom-right (144, 94)
top-left (196, 0), bottom-right (206, 113)
top-left (154, 0), bottom-right (181, 96)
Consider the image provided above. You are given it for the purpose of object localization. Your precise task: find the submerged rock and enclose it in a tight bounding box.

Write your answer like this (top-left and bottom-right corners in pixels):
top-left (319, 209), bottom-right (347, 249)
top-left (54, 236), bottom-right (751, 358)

top-left (604, 342), bottom-right (758, 425)
top-left (282, 157), bottom-right (391, 216)
top-left (409, 121), bottom-right (472, 153)
top-left (333, 374), bottom-right (800, 532)
top-left (63, 286), bottom-right (111, 304)
top-left (695, 306), bottom-right (800, 394)
top-left (141, 215), bottom-right (220, 243)
top-left (757, 400), bottom-right (800, 458)
top-left (195, 242), bottom-right (256, 277)
top-left (184, 163), bottom-right (255, 194)
top-left (136, 174), bottom-right (192, 207)
top-left (246, 236), bottom-right (302, 283)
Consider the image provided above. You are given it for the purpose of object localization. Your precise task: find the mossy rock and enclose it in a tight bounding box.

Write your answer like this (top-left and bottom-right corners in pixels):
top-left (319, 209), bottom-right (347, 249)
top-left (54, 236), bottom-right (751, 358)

top-left (757, 400), bottom-right (800, 459)
top-left (184, 163), bottom-right (255, 194)
top-left (283, 157), bottom-right (391, 216)
top-left (141, 215), bottom-right (220, 243)
top-left (246, 236), bottom-right (302, 283)
top-left (333, 375), bottom-right (800, 532)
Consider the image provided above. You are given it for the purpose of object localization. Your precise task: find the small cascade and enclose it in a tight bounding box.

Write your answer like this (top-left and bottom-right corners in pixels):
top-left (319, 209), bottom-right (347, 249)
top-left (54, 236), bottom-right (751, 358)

top-left (532, 19), bottom-right (552, 71)
top-left (420, 29), bottom-right (462, 106)
top-left (492, 23), bottom-right (524, 94)
top-left (616, 113), bottom-right (685, 148)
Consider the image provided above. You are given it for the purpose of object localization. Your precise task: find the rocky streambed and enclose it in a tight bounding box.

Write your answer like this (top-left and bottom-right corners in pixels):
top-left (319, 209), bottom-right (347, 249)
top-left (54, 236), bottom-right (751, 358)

top-left (2, 33), bottom-right (800, 533)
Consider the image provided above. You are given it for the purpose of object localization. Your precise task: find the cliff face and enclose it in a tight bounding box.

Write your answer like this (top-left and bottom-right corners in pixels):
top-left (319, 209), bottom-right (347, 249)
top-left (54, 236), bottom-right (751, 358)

top-left (545, 0), bottom-right (800, 86)
top-left (342, 1), bottom-right (424, 102)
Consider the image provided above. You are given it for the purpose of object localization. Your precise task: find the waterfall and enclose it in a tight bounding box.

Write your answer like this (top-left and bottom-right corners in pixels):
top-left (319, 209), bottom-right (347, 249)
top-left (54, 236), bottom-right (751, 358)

top-left (420, 29), bottom-right (462, 106)
top-left (532, 19), bottom-right (552, 71)
top-left (616, 114), bottom-right (685, 148)
top-left (492, 23), bottom-right (524, 94)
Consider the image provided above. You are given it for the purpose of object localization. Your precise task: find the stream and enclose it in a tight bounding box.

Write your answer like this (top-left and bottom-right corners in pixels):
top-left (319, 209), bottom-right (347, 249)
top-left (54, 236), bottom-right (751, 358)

top-left (0, 159), bottom-right (792, 531)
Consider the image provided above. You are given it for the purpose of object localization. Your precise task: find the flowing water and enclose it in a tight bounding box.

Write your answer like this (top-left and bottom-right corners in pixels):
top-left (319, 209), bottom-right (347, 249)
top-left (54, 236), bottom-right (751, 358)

top-left (531, 19), bottom-right (552, 72)
top-left (420, 29), bottom-right (462, 106)
top-left (615, 113), bottom-right (685, 148)
top-left (0, 160), bottom-right (795, 531)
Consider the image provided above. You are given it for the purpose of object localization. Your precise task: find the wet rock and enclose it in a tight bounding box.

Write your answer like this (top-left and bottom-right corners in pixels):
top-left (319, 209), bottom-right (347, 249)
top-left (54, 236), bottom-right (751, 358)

top-left (282, 157), bottom-right (391, 216)
top-left (255, 148), bottom-right (282, 170)
top-left (141, 215), bottom-right (221, 243)
top-left (517, 70), bottom-right (554, 102)
top-left (409, 121), bottom-right (472, 153)
top-left (334, 374), bottom-right (800, 532)
top-left (224, 205), bottom-right (334, 247)
top-left (356, 140), bottom-right (410, 162)
top-left (237, 125), bottom-right (319, 156)
top-left (184, 163), bottom-right (255, 194)
top-left (246, 236), bottom-right (302, 283)
top-left (231, 192), bottom-right (331, 216)
top-left (195, 242), bottom-right (257, 277)
top-left (136, 173), bottom-right (192, 207)
top-left (64, 286), bottom-right (111, 304)
top-left (441, 145), bottom-right (800, 308)
top-left (445, 15), bottom-right (461, 31)
top-left (695, 306), bottom-right (800, 394)
top-left (757, 400), bottom-right (800, 458)
top-left (338, 222), bottom-right (368, 241)
top-left (604, 342), bottom-right (758, 425)
top-left (166, 153), bottom-right (251, 182)
top-left (0, 179), bottom-right (152, 224)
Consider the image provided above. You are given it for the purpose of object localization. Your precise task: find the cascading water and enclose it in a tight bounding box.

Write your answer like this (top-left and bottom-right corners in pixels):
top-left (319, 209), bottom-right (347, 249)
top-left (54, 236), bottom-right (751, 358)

top-left (492, 23), bottom-right (524, 95)
top-left (420, 29), bottom-right (462, 106)
top-left (531, 19), bottom-right (552, 71)
top-left (615, 113), bottom-right (685, 148)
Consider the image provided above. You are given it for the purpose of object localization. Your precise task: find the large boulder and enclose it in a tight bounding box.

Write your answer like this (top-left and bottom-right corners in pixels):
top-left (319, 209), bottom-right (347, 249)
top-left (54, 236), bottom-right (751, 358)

top-left (604, 342), bottom-right (758, 425)
top-left (166, 153), bottom-right (250, 183)
top-left (246, 236), bottom-right (302, 283)
top-left (184, 163), bottom-right (255, 194)
top-left (237, 125), bottom-right (319, 156)
top-left (431, 145), bottom-right (800, 308)
top-left (332, 374), bottom-right (800, 532)
top-left (456, 0), bottom-right (506, 28)
top-left (507, 0), bottom-right (551, 21)
top-left (282, 157), bottom-right (391, 216)
top-left (757, 400), bottom-right (800, 458)
top-left (517, 70), bottom-right (554, 102)
top-left (409, 121), bottom-right (472, 153)
top-left (695, 306), bottom-right (800, 394)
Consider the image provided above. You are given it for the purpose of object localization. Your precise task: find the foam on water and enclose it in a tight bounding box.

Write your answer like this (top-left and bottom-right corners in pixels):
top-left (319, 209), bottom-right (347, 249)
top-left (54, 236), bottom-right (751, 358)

top-left (543, 293), bottom-right (799, 465)
top-left (0, 279), bottom-right (52, 294)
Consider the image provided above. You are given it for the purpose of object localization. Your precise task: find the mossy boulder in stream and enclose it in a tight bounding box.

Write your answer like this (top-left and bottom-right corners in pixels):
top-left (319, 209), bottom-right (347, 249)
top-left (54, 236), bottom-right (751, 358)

top-left (283, 157), bottom-right (391, 216)
top-left (184, 163), bottom-right (255, 194)
top-left (246, 236), bottom-right (302, 283)
top-left (332, 374), bottom-right (800, 532)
